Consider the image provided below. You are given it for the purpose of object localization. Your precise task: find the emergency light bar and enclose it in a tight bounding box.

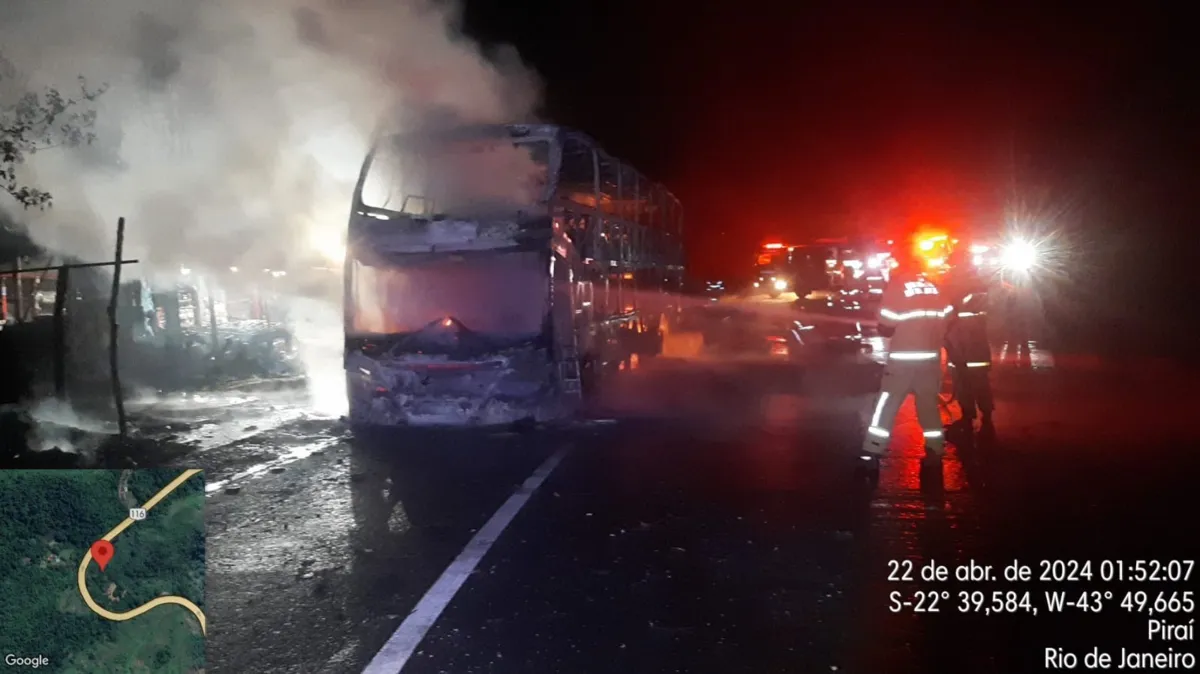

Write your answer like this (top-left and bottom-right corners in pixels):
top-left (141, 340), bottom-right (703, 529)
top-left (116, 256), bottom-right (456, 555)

top-left (918, 234), bottom-right (949, 252)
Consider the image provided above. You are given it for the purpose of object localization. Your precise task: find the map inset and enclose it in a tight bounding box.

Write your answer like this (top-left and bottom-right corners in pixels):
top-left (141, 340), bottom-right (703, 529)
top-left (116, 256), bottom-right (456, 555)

top-left (0, 469), bottom-right (205, 673)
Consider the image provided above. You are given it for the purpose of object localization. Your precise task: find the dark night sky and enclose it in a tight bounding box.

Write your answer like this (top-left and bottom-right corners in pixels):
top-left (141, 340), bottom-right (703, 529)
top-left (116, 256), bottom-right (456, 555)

top-left (462, 2), bottom-right (1198, 310)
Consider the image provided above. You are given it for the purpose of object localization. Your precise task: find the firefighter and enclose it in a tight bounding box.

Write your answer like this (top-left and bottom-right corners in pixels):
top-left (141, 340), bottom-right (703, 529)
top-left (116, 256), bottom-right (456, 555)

top-left (942, 250), bottom-right (995, 431)
top-left (945, 289), bottom-right (994, 432)
top-left (859, 250), bottom-right (952, 479)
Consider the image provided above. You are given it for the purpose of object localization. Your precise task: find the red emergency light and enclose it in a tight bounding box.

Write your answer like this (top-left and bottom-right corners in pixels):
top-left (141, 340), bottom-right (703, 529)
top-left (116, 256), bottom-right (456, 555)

top-left (762, 243), bottom-right (785, 249)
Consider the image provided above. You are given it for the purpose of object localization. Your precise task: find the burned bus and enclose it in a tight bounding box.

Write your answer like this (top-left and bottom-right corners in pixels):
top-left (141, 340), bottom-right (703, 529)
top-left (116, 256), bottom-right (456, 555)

top-left (344, 123), bottom-right (685, 428)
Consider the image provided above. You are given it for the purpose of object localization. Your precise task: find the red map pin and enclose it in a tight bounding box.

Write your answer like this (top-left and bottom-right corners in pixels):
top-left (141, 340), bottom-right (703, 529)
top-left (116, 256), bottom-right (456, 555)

top-left (91, 540), bottom-right (114, 571)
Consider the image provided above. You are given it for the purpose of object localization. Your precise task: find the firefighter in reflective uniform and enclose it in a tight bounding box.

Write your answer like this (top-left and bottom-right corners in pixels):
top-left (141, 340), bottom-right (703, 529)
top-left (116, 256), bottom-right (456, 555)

top-left (860, 255), bottom-right (952, 477)
top-left (945, 291), bottom-right (994, 431)
top-left (940, 249), bottom-right (994, 430)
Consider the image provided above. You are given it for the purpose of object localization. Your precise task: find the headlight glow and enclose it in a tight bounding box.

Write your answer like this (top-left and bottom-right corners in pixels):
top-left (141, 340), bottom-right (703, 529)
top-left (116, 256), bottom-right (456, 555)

top-left (1000, 239), bottom-right (1037, 272)
top-left (773, 279), bottom-right (788, 291)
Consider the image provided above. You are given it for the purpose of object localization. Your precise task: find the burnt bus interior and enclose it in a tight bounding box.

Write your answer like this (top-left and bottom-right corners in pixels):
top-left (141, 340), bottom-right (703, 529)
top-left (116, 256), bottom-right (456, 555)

top-left (342, 125), bottom-right (685, 426)
top-left (347, 124), bottom-right (683, 370)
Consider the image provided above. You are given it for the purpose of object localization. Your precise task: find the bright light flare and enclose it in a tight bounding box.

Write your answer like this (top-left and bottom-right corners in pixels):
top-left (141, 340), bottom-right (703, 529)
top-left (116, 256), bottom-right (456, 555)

top-left (1000, 239), bottom-right (1038, 272)
top-left (773, 278), bottom-right (788, 291)
top-left (309, 226), bottom-right (347, 265)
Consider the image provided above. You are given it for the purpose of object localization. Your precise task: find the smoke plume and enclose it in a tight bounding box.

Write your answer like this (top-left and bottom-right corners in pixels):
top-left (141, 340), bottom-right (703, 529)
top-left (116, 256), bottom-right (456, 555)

top-left (1, 0), bottom-right (541, 423)
top-left (1, 0), bottom-right (542, 274)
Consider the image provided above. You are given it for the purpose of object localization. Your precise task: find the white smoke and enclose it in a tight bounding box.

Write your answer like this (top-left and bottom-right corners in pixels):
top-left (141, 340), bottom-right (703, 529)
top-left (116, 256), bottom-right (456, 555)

top-left (1, 0), bottom-right (541, 419)
top-left (2, 0), bottom-right (540, 270)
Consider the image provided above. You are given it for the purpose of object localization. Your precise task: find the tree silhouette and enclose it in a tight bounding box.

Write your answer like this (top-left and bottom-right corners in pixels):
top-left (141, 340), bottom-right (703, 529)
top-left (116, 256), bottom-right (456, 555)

top-left (0, 51), bottom-right (107, 209)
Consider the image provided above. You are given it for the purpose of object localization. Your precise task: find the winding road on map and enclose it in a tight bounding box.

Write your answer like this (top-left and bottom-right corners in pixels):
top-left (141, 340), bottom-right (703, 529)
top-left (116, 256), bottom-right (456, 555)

top-left (75, 468), bottom-right (207, 635)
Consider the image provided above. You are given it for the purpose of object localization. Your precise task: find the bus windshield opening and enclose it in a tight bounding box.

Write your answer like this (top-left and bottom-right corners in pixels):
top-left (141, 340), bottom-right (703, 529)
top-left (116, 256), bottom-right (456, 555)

top-left (359, 134), bottom-right (551, 218)
top-left (349, 250), bottom-right (548, 340)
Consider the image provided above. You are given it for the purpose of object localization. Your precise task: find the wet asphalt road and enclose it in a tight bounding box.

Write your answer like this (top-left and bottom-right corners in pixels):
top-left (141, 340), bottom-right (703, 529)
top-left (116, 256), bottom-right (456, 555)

top-left (168, 339), bottom-right (1200, 674)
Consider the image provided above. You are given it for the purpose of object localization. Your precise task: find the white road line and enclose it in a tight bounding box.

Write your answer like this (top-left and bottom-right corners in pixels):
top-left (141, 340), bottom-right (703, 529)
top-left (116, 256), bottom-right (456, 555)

top-left (360, 446), bottom-right (571, 674)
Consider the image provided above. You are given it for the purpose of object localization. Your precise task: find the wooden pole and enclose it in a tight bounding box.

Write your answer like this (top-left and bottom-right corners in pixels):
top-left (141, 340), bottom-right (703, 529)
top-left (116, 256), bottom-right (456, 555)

top-left (52, 267), bottom-right (69, 400)
top-left (11, 257), bottom-right (22, 323)
top-left (108, 217), bottom-right (128, 437)
top-left (206, 280), bottom-right (219, 354)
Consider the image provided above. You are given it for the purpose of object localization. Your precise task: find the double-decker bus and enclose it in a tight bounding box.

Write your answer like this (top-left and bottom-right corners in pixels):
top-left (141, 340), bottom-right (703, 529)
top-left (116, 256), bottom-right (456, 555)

top-left (344, 123), bottom-right (684, 428)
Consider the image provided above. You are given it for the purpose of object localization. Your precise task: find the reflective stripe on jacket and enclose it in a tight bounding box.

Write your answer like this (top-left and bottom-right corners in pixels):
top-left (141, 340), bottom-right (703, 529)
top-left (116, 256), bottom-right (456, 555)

top-left (878, 275), bottom-right (951, 357)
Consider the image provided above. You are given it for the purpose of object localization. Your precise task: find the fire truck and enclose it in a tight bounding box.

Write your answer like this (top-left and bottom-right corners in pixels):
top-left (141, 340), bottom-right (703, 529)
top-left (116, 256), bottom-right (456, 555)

top-left (752, 242), bottom-right (799, 297)
top-left (753, 240), bottom-right (852, 299)
top-left (828, 238), bottom-right (893, 298)
top-left (755, 238), bottom-right (894, 300)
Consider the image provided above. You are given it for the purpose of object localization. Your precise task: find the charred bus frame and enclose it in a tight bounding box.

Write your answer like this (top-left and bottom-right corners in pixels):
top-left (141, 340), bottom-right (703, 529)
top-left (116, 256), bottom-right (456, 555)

top-left (343, 123), bottom-right (684, 428)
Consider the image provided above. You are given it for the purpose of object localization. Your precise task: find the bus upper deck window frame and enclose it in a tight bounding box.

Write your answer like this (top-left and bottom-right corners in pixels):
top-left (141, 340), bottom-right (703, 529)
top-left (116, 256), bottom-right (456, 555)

top-left (598, 156), bottom-right (620, 215)
top-left (358, 132), bottom-right (556, 214)
top-left (559, 136), bottom-right (598, 209)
